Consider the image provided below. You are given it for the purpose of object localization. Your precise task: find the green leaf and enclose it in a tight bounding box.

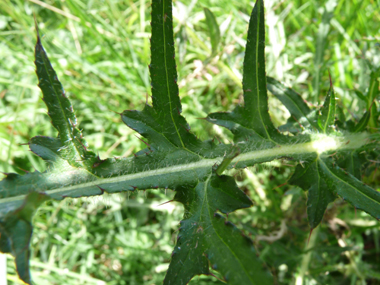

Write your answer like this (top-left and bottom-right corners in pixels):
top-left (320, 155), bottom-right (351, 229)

top-left (367, 68), bottom-right (380, 106)
top-left (319, 158), bottom-right (380, 220)
top-left (241, 0), bottom-right (268, 129)
top-left (34, 23), bottom-right (96, 170)
top-left (241, 0), bottom-right (278, 140)
top-left (121, 106), bottom-right (180, 151)
top-left (353, 111), bottom-right (371, 133)
top-left (289, 159), bottom-right (336, 228)
top-left (354, 90), bottom-right (366, 102)
top-left (278, 118), bottom-right (304, 133)
top-left (2, 1), bottom-right (380, 283)
top-left (203, 8), bottom-right (221, 55)
top-left (207, 0), bottom-right (283, 144)
top-left (335, 105), bottom-right (346, 123)
top-left (29, 136), bottom-right (66, 165)
top-left (318, 75), bottom-right (336, 133)
top-left (164, 186), bottom-right (210, 284)
top-left (339, 151), bottom-right (362, 179)
top-left (267, 77), bottom-right (318, 130)
top-left (352, 69), bottom-right (379, 133)
top-left (0, 192), bottom-right (50, 285)
top-left (367, 69), bottom-right (380, 131)
top-left (147, 0), bottom-right (200, 151)
top-left (121, 0), bottom-right (212, 157)
top-left (165, 173), bottom-right (272, 285)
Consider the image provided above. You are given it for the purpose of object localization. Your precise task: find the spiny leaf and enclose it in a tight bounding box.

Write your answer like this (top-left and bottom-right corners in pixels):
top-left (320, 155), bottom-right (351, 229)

top-left (165, 174), bottom-right (272, 285)
top-left (122, 0), bottom-right (222, 157)
top-left (2, 0), bottom-right (380, 283)
top-left (164, 185), bottom-right (210, 285)
top-left (207, 0), bottom-right (283, 144)
top-left (29, 137), bottom-right (66, 165)
top-left (319, 158), bottom-right (380, 220)
top-left (121, 105), bottom-right (223, 157)
top-left (203, 214), bottom-right (271, 284)
top-left (241, 0), bottom-right (275, 139)
top-left (267, 77), bottom-right (318, 131)
top-left (34, 22), bottom-right (96, 170)
top-left (203, 8), bottom-right (221, 55)
top-left (121, 106), bottom-right (179, 151)
top-left (0, 192), bottom-right (50, 285)
top-left (289, 159), bottom-right (336, 228)
top-left (318, 74), bottom-right (336, 133)
top-left (147, 0), bottom-right (200, 151)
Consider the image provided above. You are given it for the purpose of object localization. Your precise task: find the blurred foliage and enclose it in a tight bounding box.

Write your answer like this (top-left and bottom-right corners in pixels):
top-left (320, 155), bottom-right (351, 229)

top-left (0, 0), bottom-right (379, 284)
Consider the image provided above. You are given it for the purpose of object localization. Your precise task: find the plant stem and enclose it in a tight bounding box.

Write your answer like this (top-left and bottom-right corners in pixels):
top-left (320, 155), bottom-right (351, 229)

top-left (295, 226), bottom-right (320, 285)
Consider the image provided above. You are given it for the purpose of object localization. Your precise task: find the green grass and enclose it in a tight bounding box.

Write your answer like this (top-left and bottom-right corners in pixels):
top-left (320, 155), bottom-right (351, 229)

top-left (1, 0), bottom-right (379, 284)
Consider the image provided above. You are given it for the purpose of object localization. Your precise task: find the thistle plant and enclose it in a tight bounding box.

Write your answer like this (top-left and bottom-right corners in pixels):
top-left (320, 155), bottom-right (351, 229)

top-left (1, 0), bottom-right (379, 284)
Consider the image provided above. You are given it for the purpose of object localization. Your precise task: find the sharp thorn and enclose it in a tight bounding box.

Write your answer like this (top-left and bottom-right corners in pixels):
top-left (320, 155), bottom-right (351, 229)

top-left (157, 199), bottom-right (174, 206)
top-left (307, 228), bottom-right (314, 246)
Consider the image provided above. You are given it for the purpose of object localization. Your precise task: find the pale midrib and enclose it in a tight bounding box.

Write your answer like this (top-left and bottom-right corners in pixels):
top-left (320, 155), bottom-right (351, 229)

top-left (0, 134), bottom-right (368, 205)
top-left (255, 3), bottom-right (272, 143)
top-left (162, 0), bottom-right (185, 149)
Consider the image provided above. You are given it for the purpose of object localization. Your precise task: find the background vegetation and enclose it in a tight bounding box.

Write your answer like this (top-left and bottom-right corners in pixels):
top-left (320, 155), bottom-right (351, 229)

top-left (0, 0), bottom-right (379, 284)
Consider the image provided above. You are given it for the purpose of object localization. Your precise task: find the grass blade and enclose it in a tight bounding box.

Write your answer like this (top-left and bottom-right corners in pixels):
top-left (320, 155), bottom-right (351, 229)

top-left (312, 0), bottom-right (337, 102)
top-left (367, 68), bottom-right (380, 131)
top-left (203, 8), bottom-right (221, 55)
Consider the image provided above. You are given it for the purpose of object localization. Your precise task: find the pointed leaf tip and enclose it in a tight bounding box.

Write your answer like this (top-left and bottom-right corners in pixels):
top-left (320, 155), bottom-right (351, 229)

top-left (242, 0), bottom-right (277, 139)
top-left (33, 16), bottom-right (41, 46)
top-left (207, 0), bottom-right (286, 144)
top-left (307, 228), bottom-right (314, 245)
top-left (318, 73), bottom-right (336, 133)
top-left (124, 0), bottom-right (206, 154)
top-left (33, 29), bottom-right (96, 170)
